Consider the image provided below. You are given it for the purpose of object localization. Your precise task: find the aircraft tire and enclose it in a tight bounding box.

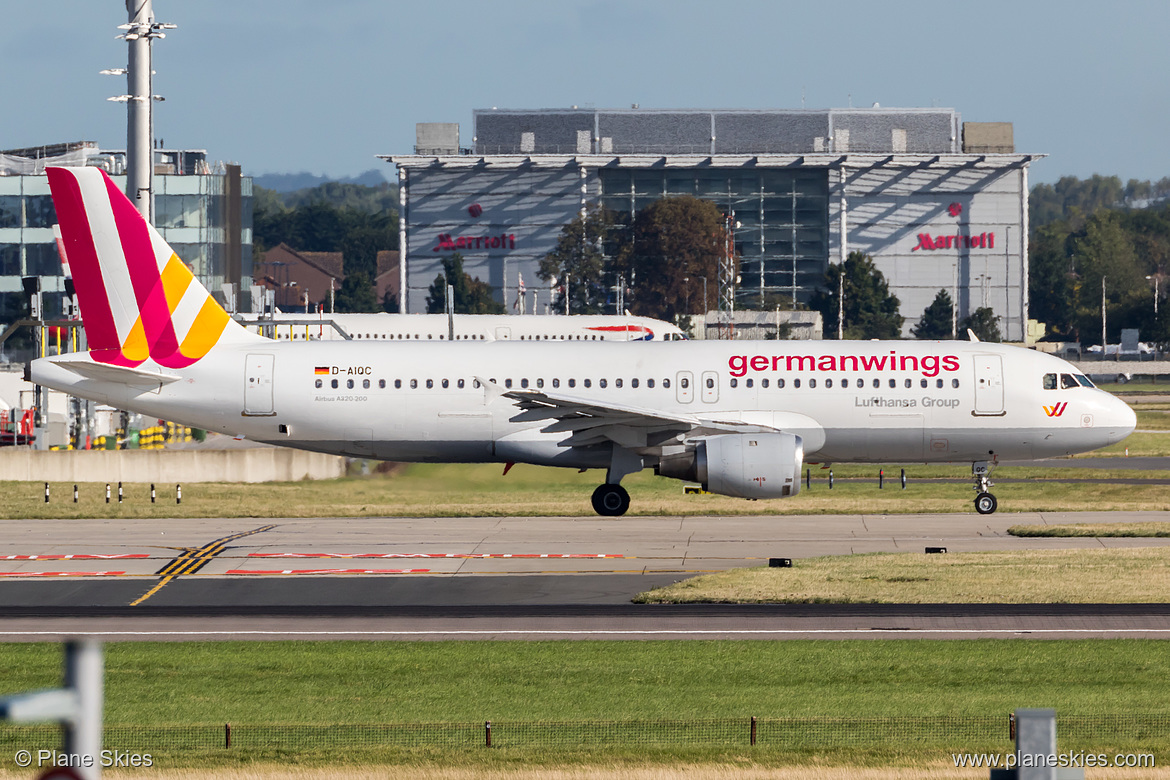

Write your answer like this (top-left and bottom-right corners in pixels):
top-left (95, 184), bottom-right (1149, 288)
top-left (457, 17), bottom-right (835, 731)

top-left (591, 484), bottom-right (630, 517)
top-left (974, 492), bottom-right (998, 515)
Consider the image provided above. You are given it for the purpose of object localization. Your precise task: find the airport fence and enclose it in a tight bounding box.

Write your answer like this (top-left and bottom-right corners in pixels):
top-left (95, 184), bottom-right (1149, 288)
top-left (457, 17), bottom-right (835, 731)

top-left (0, 715), bottom-right (1167, 756)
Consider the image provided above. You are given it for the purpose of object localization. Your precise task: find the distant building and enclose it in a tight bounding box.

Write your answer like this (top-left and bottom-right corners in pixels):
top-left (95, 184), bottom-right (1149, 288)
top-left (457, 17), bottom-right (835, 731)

top-left (0, 141), bottom-right (253, 342)
top-left (251, 244), bottom-right (399, 312)
top-left (384, 108), bottom-right (1041, 339)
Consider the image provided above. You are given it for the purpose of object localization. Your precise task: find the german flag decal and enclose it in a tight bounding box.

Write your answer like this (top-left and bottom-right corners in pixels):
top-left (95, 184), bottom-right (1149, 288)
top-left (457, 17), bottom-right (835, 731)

top-left (314, 366), bottom-right (330, 375)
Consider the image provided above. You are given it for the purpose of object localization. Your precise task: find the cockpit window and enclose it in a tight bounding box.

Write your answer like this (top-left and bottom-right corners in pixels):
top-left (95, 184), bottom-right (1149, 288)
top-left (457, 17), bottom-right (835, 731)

top-left (1061, 373), bottom-right (1078, 389)
top-left (1043, 373), bottom-right (1058, 390)
top-left (1075, 375), bottom-right (1095, 388)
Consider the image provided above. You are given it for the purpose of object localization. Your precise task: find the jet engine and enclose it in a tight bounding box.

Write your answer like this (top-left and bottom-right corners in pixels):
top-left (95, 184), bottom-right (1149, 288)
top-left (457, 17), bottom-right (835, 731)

top-left (657, 432), bottom-right (804, 499)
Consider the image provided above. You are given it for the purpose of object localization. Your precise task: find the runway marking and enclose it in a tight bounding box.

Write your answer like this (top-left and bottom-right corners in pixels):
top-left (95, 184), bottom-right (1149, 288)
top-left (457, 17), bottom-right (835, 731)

top-left (248, 553), bottom-right (625, 559)
top-left (0, 571), bottom-right (126, 577)
top-left (130, 525), bottom-right (278, 606)
top-left (0, 554), bottom-right (149, 560)
top-left (227, 568), bottom-right (432, 575)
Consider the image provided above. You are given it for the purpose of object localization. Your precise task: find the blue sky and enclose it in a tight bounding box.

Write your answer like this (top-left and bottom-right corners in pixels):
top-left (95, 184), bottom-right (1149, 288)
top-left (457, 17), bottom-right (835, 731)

top-left (5, 0), bottom-right (1168, 184)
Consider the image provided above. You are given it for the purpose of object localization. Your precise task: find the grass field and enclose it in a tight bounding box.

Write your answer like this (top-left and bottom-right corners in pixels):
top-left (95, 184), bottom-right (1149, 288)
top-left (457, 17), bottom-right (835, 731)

top-left (635, 548), bottom-right (1170, 604)
top-left (1010, 522), bottom-right (1170, 537)
top-left (0, 641), bottom-right (1167, 769)
top-left (6, 456), bottom-right (1170, 519)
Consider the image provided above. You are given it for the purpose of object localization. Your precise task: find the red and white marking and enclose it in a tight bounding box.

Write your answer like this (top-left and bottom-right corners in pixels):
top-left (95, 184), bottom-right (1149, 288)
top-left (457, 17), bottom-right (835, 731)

top-left (0, 571), bottom-right (126, 577)
top-left (227, 568), bottom-right (431, 576)
top-left (248, 553), bottom-right (623, 559)
top-left (0, 554), bottom-right (149, 560)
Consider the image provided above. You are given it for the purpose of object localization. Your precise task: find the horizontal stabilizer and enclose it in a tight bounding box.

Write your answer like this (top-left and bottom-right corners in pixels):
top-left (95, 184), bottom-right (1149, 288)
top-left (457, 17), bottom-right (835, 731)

top-left (51, 359), bottom-right (182, 387)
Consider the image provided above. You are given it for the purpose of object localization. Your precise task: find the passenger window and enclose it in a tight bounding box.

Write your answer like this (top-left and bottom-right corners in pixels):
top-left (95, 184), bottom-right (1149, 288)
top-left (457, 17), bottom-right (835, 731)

top-left (599, 379), bottom-right (607, 388)
top-left (825, 378), bottom-right (832, 388)
top-left (873, 378), bottom-right (880, 389)
top-left (647, 379), bottom-right (655, 388)
top-left (521, 379), bottom-right (528, 388)
top-left (379, 379), bottom-right (386, 389)
top-left (632, 378), bottom-right (639, 388)
top-left (536, 378), bottom-right (544, 388)
top-left (809, 378), bottom-right (817, 388)
top-left (553, 379), bottom-right (560, 388)
top-left (426, 379), bottom-right (434, 389)
top-left (568, 379), bottom-right (576, 388)
top-left (363, 379), bottom-right (370, 389)
top-left (762, 378), bottom-right (769, 388)
top-left (410, 379), bottom-right (417, 389)
top-left (1043, 373), bottom-right (1058, 390)
top-left (458, 379), bottom-right (465, 389)
top-left (1061, 373), bottom-right (1077, 389)
top-left (952, 378), bottom-right (959, 388)
top-left (315, 379), bottom-right (322, 388)
top-left (615, 378), bottom-right (622, 388)
top-left (505, 379), bottom-right (512, 389)
top-left (705, 378), bottom-right (714, 389)
top-left (730, 378), bottom-right (738, 388)
top-left (394, 379), bottom-right (401, 389)
top-left (584, 379), bottom-right (592, 388)
top-left (746, 378), bottom-right (753, 388)
top-left (777, 378), bottom-right (785, 388)
top-left (331, 379), bottom-right (339, 389)
top-left (905, 378), bottom-right (912, 388)
top-left (681, 378), bottom-right (689, 388)
top-left (889, 379), bottom-right (896, 389)
top-left (921, 378), bottom-right (928, 388)
top-left (794, 378), bottom-right (801, 388)
top-left (936, 379), bottom-right (944, 388)
top-left (442, 379), bottom-right (450, 389)
top-left (663, 378), bottom-right (670, 388)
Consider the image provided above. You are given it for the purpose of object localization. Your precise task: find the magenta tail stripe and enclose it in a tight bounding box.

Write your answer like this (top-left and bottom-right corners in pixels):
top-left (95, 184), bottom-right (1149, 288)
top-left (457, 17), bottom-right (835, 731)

top-left (102, 175), bottom-right (182, 357)
top-left (45, 169), bottom-right (120, 351)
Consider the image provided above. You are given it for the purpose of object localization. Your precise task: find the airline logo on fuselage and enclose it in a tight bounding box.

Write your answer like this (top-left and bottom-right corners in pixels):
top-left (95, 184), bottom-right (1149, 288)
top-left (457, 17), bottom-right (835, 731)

top-left (1043, 402), bottom-right (1069, 417)
top-left (729, 352), bottom-right (960, 378)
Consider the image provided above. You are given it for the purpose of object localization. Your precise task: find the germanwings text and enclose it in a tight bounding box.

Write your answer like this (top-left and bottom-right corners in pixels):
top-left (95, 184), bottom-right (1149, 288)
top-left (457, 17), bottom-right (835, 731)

top-left (728, 352), bottom-right (961, 379)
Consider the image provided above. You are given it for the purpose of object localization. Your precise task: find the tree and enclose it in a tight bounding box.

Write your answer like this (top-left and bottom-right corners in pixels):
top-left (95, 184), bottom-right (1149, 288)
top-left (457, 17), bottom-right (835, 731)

top-left (425, 253), bottom-right (504, 314)
top-left (621, 196), bottom-right (726, 321)
top-left (538, 206), bottom-right (618, 315)
top-left (1069, 211), bottom-right (1145, 343)
top-left (333, 272), bottom-right (379, 313)
top-left (911, 289), bottom-right (955, 339)
top-left (960, 307), bottom-right (1002, 342)
top-left (809, 251), bottom-right (904, 339)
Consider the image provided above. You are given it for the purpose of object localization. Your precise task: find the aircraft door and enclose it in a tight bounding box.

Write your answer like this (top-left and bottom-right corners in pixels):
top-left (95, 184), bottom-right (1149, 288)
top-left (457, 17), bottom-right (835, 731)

top-left (244, 353), bottom-right (275, 416)
top-left (676, 371), bottom-right (694, 403)
top-left (701, 370), bottom-right (719, 403)
top-left (973, 355), bottom-right (1005, 415)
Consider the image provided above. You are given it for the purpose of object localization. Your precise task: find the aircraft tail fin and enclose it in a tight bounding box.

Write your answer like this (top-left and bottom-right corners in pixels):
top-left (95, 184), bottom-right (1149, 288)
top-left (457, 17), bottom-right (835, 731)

top-left (45, 166), bottom-right (259, 369)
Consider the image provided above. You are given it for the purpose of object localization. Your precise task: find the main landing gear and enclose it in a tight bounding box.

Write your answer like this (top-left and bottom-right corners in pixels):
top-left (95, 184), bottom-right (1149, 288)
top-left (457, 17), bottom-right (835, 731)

top-left (591, 445), bottom-right (642, 517)
top-left (972, 461), bottom-right (997, 515)
top-left (591, 484), bottom-right (630, 516)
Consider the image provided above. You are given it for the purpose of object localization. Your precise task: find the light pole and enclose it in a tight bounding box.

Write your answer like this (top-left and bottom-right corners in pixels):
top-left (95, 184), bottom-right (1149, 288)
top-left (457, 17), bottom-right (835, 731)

top-left (1102, 275), bottom-right (1107, 354)
top-left (1147, 275), bottom-right (1160, 318)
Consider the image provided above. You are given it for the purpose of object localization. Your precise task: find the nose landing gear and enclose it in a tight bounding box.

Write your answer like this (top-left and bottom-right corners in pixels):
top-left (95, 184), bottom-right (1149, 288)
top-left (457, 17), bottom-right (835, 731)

top-left (972, 461), bottom-right (997, 514)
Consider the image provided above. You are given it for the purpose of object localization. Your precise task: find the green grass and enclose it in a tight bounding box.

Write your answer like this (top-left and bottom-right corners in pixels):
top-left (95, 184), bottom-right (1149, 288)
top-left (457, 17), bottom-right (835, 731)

top-left (6, 455), bottom-right (1170, 520)
top-left (0, 641), bottom-right (1167, 767)
top-left (1009, 522), bottom-right (1170, 537)
top-left (1, 640), bottom-right (1167, 724)
top-left (635, 548), bottom-right (1170, 604)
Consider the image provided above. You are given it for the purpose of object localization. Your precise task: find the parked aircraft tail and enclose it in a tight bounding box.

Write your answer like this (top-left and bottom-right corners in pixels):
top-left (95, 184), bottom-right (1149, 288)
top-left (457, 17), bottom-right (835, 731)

top-left (45, 166), bottom-right (258, 369)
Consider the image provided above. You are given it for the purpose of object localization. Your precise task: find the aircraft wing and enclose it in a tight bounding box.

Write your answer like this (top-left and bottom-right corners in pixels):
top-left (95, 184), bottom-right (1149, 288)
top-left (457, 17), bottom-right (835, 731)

top-left (502, 388), bottom-right (776, 450)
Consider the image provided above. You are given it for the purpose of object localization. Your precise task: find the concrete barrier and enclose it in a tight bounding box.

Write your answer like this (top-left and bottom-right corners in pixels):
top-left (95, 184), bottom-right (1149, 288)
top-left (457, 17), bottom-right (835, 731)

top-left (0, 448), bottom-right (347, 483)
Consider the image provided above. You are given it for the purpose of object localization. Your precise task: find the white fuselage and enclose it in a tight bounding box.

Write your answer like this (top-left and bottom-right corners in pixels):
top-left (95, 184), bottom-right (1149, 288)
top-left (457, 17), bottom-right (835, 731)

top-left (32, 339), bottom-right (1136, 469)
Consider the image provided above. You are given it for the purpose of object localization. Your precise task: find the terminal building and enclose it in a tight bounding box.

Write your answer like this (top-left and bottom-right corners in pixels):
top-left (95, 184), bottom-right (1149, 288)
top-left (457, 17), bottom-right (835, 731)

top-left (384, 107), bottom-right (1041, 340)
top-left (0, 141), bottom-right (253, 351)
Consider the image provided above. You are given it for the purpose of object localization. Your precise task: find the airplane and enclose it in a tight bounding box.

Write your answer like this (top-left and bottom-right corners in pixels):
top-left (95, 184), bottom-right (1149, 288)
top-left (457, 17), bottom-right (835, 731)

top-left (30, 166), bottom-right (1136, 517)
top-left (237, 312), bottom-right (687, 343)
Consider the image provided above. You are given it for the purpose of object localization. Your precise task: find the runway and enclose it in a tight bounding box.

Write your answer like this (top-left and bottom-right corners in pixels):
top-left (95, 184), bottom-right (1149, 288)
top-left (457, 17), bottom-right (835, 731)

top-left (1, 512), bottom-right (1169, 640)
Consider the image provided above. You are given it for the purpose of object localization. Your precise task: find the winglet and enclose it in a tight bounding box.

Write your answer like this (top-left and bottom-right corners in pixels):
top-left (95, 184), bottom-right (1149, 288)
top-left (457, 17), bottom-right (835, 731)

top-left (967, 328), bottom-right (980, 342)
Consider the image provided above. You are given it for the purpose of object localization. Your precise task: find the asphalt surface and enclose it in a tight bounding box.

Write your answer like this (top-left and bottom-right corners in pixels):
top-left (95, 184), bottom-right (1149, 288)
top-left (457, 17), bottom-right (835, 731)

top-left (2, 511), bottom-right (1170, 640)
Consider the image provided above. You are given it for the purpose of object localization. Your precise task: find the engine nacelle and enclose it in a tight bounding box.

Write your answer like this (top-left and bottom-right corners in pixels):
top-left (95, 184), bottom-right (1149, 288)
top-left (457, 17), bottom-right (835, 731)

top-left (658, 432), bottom-right (803, 499)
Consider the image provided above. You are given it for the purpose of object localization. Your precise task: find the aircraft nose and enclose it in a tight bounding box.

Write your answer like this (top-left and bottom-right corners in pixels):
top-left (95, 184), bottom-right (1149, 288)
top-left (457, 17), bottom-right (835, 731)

top-left (1106, 393), bottom-right (1137, 436)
